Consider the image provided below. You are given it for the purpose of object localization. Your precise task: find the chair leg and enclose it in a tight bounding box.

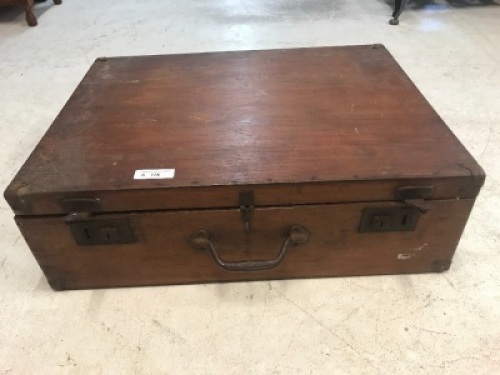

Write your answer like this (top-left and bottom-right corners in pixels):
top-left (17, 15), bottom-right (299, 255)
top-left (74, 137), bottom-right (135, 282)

top-left (24, 0), bottom-right (38, 26)
top-left (53, 0), bottom-right (62, 4)
top-left (390, 0), bottom-right (409, 25)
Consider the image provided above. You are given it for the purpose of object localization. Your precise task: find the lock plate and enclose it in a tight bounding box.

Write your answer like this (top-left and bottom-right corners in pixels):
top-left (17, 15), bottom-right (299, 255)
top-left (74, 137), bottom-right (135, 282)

top-left (69, 219), bottom-right (135, 245)
top-left (359, 207), bottom-right (421, 233)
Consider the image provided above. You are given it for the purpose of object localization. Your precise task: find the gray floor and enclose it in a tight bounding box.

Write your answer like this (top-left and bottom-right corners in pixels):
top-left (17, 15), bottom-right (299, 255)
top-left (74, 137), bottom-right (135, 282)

top-left (1, 1), bottom-right (499, 374)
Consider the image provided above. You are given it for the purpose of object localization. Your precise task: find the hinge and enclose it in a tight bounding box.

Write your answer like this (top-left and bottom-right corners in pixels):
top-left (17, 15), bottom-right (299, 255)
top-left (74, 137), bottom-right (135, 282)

top-left (395, 186), bottom-right (434, 213)
top-left (239, 191), bottom-right (254, 233)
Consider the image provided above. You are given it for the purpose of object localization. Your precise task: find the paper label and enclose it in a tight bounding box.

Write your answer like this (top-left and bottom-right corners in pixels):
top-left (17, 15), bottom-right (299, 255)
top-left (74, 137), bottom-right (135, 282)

top-left (134, 169), bottom-right (175, 180)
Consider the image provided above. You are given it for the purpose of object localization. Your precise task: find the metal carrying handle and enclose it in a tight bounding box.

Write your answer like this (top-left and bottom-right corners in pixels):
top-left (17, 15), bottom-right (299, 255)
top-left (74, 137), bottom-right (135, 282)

top-left (189, 225), bottom-right (310, 272)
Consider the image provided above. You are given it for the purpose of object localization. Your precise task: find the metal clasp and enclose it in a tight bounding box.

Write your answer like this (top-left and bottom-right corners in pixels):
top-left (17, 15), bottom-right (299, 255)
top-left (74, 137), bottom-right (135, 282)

top-left (61, 198), bottom-right (135, 245)
top-left (239, 191), bottom-right (254, 233)
top-left (396, 186), bottom-right (434, 213)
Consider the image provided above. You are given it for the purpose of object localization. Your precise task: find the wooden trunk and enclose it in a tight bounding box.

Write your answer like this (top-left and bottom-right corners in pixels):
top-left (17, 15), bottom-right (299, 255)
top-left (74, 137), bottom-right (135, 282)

top-left (4, 45), bottom-right (485, 290)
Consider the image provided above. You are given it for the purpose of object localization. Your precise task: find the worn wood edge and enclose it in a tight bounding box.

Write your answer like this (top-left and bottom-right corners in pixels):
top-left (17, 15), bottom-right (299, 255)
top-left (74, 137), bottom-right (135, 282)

top-left (4, 173), bottom-right (485, 216)
top-left (91, 44), bottom-right (389, 63)
top-left (381, 46), bottom-right (486, 179)
top-left (3, 57), bottom-right (110, 214)
top-left (44, 268), bottom-right (454, 292)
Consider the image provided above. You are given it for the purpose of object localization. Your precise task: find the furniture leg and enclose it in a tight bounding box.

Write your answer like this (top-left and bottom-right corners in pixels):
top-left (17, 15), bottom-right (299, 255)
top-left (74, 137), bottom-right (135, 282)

top-left (53, 0), bottom-right (61, 4)
top-left (23, 0), bottom-right (37, 26)
top-left (390, 0), bottom-right (409, 25)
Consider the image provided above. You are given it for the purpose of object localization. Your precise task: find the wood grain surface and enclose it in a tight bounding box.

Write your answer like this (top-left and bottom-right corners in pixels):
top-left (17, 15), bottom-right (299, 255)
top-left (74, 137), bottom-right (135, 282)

top-left (4, 45), bottom-right (484, 215)
top-left (16, 199), bottom-right (475, 290)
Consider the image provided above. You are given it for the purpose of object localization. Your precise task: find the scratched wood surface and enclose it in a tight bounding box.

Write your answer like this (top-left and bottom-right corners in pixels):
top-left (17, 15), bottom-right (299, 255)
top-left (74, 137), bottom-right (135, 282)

top-left (16, 199), bottom-right (475, 290)
top-left (4, 45), bottom-right (484, 215)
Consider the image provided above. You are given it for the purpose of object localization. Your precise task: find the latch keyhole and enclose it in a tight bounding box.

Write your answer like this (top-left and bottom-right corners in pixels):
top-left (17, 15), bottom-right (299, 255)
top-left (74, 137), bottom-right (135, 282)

top-left (239, 191), bottom-right (255, 233)
top-left (401, 214), bottom-right (408, 226)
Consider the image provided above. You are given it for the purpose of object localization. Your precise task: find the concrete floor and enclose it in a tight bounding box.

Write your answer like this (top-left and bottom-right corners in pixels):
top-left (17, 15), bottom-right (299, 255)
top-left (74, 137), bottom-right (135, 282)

top-left (1, 0), bottom-right (499, 373)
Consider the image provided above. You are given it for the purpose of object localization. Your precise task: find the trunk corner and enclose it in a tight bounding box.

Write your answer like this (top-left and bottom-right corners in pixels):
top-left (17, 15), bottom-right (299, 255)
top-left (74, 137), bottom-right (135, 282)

top-left (456, 161), bottom-right (486, 198)
top-left (4, 180), bottom-right (32, 215)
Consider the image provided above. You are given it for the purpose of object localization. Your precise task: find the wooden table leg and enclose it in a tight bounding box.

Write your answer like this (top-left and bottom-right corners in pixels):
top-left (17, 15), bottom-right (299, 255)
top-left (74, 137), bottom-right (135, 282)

top-left (23, 0), bottom-right (37, 27)
top-left (390, 0), bottom-right (409, 25)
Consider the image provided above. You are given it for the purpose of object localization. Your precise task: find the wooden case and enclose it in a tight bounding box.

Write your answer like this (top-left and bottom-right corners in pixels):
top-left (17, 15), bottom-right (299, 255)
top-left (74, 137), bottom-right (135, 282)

top-left (4, 45), bottom-right (485, 290)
